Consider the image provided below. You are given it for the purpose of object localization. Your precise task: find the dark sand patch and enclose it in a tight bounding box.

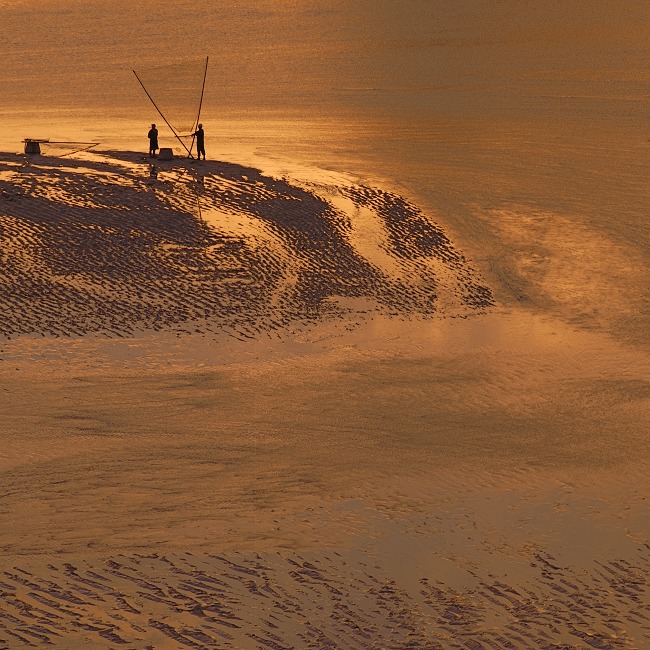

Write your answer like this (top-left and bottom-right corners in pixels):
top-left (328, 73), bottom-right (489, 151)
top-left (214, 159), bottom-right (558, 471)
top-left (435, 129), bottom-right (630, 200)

top-left (0, 546), bottom-right (647, 649)
top-left (0, 152), bottom-right (492, 341)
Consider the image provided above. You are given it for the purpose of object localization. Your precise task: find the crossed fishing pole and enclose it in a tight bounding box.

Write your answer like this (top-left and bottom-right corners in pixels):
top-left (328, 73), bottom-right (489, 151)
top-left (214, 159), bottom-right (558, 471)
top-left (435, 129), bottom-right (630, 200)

top-left (132, 57), bottom-right (209, 160)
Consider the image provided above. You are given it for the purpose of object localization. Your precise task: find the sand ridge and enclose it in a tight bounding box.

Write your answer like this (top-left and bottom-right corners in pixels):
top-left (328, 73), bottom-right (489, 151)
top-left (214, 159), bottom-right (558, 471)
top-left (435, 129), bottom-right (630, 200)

top-left (0, 151), bottom-right (492, 342)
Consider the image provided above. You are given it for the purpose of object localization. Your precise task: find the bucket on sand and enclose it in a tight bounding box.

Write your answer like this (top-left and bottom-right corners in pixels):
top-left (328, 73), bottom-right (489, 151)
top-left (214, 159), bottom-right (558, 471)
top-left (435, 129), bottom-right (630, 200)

top-left (24, 140), bottom-right (41, 155)
top-left (158, 147), bottom-right (173, 161)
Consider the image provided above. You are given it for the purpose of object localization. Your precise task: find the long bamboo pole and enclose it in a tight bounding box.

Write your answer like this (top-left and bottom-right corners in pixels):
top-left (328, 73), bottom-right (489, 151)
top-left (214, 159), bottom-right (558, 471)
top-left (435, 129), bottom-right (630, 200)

top-left (189, 56), bottom-right (209, 158)
top-left (132, 69), bottom-right (194, 159)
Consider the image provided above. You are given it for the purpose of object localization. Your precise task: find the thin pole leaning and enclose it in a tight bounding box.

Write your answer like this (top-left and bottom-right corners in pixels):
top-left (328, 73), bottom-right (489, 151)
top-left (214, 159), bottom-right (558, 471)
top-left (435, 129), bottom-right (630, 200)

top-left (189, 56), bottom-right (209, 158)
top-left (41, 142), bottom-right (100, 157)
top-left (132, 69), bottom-right (194, 159)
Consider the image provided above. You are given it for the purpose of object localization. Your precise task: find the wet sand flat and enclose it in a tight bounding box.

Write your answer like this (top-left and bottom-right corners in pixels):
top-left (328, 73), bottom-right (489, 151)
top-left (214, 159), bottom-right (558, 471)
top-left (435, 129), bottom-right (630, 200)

top-left (1, 1), bottom-right (649, 646)
top-left (1, 339), bottom-right (649, 648)
top-left (0, 151), bottom-right (649, 648)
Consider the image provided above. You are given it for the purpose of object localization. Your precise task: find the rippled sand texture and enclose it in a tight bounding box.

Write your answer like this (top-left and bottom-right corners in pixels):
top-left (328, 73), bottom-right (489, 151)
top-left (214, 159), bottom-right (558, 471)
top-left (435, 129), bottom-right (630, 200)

top-left (1, 150), bottom-right (649, 648)
top-left (1, 1), bottom-right (649, 645)
top-left (0, 152), bottom-right (492, 341)
top-left (1, 546), bottom-right (648, 649)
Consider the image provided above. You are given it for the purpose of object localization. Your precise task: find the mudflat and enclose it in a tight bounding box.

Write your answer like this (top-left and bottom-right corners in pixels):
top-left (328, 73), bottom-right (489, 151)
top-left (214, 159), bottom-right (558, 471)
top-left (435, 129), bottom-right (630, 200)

top-left (1, 0), bottom-right (649, 646)
top-left (0, 150), bottom-right (648, 648)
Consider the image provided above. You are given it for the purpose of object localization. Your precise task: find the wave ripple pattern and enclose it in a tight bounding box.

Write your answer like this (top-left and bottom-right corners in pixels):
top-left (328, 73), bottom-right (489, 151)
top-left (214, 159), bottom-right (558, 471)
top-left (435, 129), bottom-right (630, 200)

top-left (0, 153), bottom-right (493, 340)
top-left (0, 551), bottom-right (647, 649)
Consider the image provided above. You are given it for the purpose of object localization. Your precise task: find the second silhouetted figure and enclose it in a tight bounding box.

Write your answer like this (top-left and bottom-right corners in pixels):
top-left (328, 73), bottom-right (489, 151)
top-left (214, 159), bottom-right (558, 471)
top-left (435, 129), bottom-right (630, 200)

top-left (192, 124), bottom-right (205, 161)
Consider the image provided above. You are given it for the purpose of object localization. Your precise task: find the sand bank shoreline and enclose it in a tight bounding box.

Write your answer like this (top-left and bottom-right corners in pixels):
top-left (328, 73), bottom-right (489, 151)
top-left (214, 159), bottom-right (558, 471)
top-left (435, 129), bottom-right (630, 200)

top-left (1, 150), bottom-right (648, 647)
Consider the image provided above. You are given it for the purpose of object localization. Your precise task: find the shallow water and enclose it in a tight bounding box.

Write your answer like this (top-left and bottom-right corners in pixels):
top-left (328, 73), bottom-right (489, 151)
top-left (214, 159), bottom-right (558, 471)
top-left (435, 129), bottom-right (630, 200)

top-left (2, 0), bottom-right (648, 344)
top-left (0, 2), bottom-right (649, 648)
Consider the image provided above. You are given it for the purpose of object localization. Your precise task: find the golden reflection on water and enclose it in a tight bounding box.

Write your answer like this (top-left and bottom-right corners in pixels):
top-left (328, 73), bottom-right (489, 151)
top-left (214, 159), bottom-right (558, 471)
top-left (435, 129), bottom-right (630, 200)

top-left (0, 4), bottom-right (648, 647)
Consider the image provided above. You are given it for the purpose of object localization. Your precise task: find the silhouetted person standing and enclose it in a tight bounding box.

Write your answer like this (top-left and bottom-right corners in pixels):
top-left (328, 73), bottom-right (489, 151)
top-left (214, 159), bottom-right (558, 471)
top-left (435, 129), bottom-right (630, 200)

top-left (148, 124), bottom-right (158, 158)
top-left (193, 123), bottom-right (205, 160)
